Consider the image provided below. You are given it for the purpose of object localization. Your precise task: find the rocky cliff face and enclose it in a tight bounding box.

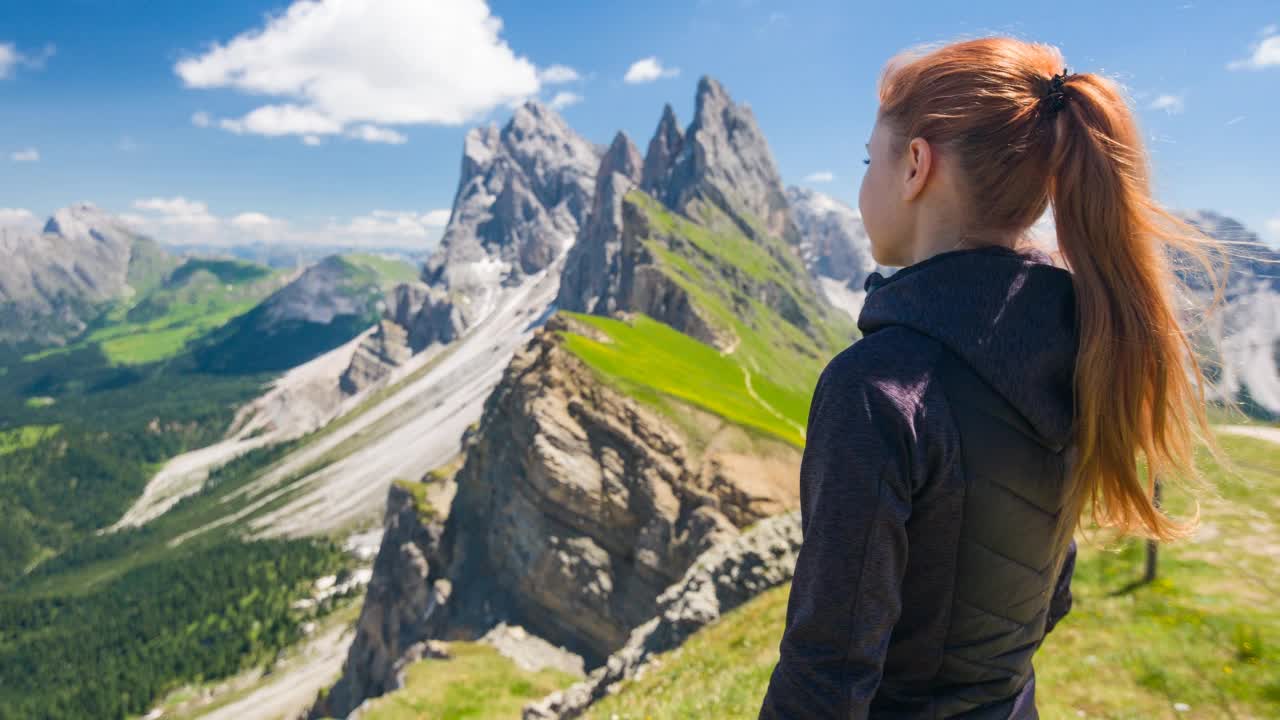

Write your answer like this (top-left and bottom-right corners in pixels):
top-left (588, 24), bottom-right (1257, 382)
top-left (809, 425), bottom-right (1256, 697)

top-left (426, 314), bottom-right (800, 661)
top-left (524, 509), bottom-right (803, 719)
top-left (0, 203), bottom-right (169, 345)
top-left (558, 76), bottom-right (837, 355)
top-left (556, 132), bottom-right (644, 316)
top-left (310, 481), bottom-right (449, 718)
top-left (652, 76), bottom-right (796, 244)
top-left (399, 101), bottom-right (600, 352)
top-left (317, 312), bottom-right (801, 716)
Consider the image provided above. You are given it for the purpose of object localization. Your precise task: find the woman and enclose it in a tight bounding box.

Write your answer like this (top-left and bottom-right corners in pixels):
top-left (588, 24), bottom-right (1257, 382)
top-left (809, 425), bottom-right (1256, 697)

top-left (758, 37), bottom-right (1220, 718)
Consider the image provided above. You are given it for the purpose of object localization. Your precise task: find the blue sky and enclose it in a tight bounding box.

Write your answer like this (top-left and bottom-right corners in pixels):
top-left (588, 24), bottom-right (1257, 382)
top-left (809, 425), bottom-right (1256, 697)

top-left (1, 0), bottom-right (1277, 248)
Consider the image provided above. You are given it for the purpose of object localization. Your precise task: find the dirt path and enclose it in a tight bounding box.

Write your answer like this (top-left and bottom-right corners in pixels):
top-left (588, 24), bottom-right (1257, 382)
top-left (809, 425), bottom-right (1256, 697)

top-left (1216, 424), bottom-right (1280, 446)
top-left (741, 364), bottom-right (806, 441)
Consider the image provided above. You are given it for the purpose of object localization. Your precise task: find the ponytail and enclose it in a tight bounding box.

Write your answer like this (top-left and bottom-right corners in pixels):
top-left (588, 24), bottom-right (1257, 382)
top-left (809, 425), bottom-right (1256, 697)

top-left (877, 37), bottom-right (1225, 541)
top-left (1049, 72), bottom-right (1220, 540)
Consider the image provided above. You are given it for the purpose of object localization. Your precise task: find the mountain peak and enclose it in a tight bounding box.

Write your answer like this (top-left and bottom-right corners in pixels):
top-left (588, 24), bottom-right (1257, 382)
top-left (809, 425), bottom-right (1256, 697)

top-left (43, 203), bottom-right (137, 244)
top-left (694, 75), bottom-right (730, 112)
top-left (651, 77), bottom-right (794, 241)
top-left (641, 104), bottom-right (684, 194)
top-left (600, 131), bottom-right (643, 186)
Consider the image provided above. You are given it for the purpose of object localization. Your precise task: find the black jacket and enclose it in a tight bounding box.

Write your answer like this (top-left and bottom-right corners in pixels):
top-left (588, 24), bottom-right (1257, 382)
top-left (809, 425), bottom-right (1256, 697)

top-left (759, 245), bottom-right (1080, 719)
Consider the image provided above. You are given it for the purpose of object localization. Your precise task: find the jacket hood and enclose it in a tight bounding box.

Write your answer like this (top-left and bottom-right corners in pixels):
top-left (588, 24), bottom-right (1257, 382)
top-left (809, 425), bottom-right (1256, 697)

top-left (858, 245), bottom-right (1078, 451)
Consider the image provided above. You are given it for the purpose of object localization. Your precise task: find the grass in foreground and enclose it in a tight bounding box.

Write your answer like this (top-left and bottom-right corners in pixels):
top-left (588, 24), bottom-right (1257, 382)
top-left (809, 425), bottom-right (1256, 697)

top-left (586, 433), bottom-right (1280, 720)
top-left (357, 643), bottom-right (578, 720)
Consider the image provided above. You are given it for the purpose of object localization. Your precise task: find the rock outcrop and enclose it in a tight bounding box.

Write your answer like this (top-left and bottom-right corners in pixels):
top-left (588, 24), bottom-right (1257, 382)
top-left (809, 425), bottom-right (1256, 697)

top-left (339, 319), bottom-right (413, 395)
top-left (523, 509), bottom-right (802, 719)
top-left (0, 203), bottom-right (170, 345)
top-left (397, 101), bottom-right (600, 352)
top-left (425, 314), bottom-right (800, 661)
top-left (654, 76), bottom-right (796, 244)
top-left (310, 481), bottom-right (449, 719)
top-left (559, 76), bottom-right (832, 352)
top-left (556, 132), bottom-right (644, 316)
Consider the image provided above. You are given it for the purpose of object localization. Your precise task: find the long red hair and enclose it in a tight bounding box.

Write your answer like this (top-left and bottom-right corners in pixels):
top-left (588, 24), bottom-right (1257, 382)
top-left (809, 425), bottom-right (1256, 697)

top-left (876, 37), bottom-right (1224, 541)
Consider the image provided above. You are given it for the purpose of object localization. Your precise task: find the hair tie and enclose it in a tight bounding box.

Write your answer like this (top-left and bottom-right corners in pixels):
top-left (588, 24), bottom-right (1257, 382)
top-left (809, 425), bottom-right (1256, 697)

top-left (1042, 68), bottom-right (1070, 113)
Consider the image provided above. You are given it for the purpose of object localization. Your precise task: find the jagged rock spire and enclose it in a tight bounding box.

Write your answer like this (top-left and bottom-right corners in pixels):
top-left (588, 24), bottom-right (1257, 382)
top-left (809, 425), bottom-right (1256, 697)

top-left (643, 76), bottom-right (795, 242)
top-left (556, 131), bottom-right (643, 315)
top-left (641, 104), bottom-right (684, 195)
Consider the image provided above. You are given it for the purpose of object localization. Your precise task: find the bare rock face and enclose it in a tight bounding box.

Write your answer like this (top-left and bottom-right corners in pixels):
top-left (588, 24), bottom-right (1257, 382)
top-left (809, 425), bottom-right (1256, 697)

top-left (339, 319), bottom-right (413, 395)
top-left (397, 101), bottom-right (600, 351)
top-left (657, 76), bottom-right (796, 243)
top-left (560, 77), bottom-right (813, 350)
top-left (310, 482), bottom-right (448, 719)
top-left (639, 104), bottom-right (684, 197)
top-left (557, 131), bottom-right (644, 316)
top-left (523, 510), bottom-right (803, 720)
top-left (0, 203), bottom-right (167, 345)
top-left (427, 314), bottom-right (799, 662)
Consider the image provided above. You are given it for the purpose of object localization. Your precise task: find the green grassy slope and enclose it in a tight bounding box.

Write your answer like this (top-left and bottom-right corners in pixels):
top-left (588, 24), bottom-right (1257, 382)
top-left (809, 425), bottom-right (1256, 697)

top-left (560, 312), bottom-right (809, 447)
top-left (355, 643), bottom-right (578, 720)
top-left (25, 257), bottom-right (283, 366)
top-left (585, 433), bottom-right (1280, 720)
top-left (557, 190), bottom-right (855, 448)
top-left (194, 253), bottom-right (416, 374)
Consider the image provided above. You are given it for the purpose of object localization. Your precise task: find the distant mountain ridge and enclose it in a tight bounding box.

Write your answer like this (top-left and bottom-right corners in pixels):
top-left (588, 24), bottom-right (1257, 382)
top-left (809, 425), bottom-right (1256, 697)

top-left (0, 203), bottom-right (173, 345)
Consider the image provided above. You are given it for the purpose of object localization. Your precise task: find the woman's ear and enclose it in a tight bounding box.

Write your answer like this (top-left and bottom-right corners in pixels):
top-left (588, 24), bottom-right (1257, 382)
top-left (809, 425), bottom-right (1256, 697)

top-left (903, 136), bottom-right (933, 202)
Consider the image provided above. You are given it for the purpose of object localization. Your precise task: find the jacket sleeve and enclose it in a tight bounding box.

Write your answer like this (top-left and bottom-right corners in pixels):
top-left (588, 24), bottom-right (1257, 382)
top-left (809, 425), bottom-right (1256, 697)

top-left (1045, 538), bottom-right (1076, 634)
top-left (758, 352), bottom-right (916, 719)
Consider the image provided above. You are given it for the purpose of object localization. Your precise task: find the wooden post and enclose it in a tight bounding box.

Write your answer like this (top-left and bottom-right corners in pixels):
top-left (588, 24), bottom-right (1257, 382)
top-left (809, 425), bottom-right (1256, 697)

top-left (1143, 479), bottom-right (1163, 583)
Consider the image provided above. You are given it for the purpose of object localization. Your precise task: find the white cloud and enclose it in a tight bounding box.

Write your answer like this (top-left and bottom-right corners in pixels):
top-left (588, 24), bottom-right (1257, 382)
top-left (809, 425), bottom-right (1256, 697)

top-left (0, 42), bottom-right (55, 79)
top-left (422, 209), bottom-right (451, 227)
top-left (174, 0), bottom-right (548, 143)
top-left (1228, 28), bottom-right (1280, 70)
top-left (132, 196), bottom-right (218, 226)
top-left (0, 207), bottom-right (36, 229)
top-left (804, 171), bottom-right (835, 183)
top-left (538, 64), bottom-right (580, 84)
top-left (126, 197), bottom-right (450, 248)
top-left (1149, 93), bottom-right (1186, 114)
top-left (624, 56), bottom-right (680, 84)
top-left (1264, 24), bottom-right (1278, 37)
top-left (191, 110), bottom-right (212, 128)
top-left (549, 91), bottom-right (582, 110)
top-left (331, 210), bottom-right (451, 241)
top-left (0, 45), bottom-right (15, 79)
top-left (302, 135), bottom-right (323, 146)
top-left (11, 148), bottom-right (39, 162)
top-left (230, 211), bottom-right (281, 229)
top-left (346, 124), bottom-right (408, 144)
top-left (220, 104), bottom-right (344, 137)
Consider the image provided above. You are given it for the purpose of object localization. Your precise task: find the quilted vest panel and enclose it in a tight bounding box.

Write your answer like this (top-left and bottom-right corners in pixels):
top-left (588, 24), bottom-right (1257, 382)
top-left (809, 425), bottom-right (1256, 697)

top-left (931, 349), bottom-right (1076, 717)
